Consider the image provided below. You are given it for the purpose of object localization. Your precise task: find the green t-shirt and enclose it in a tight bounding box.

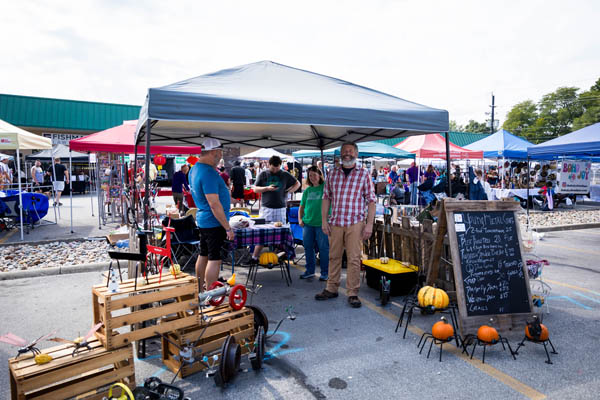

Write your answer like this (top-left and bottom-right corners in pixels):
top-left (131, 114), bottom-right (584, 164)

top-left (300, 184), bottom-right (324, 227)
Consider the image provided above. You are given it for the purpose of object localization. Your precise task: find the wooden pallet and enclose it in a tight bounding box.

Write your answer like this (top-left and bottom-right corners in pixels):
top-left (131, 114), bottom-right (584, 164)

top-left (8, 338), bottom-right (134, 400)
top-left (92, 272), bottom-right (199, 351)
top-left (162, 304), bottom-right (255, 378)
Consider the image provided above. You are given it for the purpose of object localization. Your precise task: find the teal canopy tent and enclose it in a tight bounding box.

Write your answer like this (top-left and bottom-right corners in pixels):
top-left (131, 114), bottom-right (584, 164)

top-left (293, 141), bottom-right (415, 159)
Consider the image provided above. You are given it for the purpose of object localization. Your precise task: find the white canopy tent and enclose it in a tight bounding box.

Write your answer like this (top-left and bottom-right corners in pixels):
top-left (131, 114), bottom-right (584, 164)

top-left (0, 119), bottom-right (52, 240)
top-left (240, 148), bottom-right (288, 160)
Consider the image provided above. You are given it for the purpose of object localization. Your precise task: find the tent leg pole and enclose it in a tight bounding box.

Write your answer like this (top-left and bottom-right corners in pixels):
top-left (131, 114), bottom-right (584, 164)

top-left (16, 149), bottom-right (24, 241)
top-left (526, 156), bottom-right (530, 230)
top-left (97, 161), bottom-right (102, 230)
top-left (144, 119), bottom-right (151, 230)
top-left (69, 150), bottom-right (73, 234)
top-left (320, 149), bottom-right (325, 178)
top-left (89, 156), bottom-right (94, 216)
top-left (445, 132), bottom-right (452, 197)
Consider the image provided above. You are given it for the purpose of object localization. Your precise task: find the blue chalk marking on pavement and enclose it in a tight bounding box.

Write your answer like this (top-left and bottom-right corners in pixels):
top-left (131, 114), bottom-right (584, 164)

top-left (547, 295), bottom-right (593, 310)
top-left (135, 354), bottom-right (161, 362)
top-left (265, 330), bottom-right (304, 360)
top-left (151, 365), bottom-right (169, 378)
top-left (572, 292), bottom-right (600, 304)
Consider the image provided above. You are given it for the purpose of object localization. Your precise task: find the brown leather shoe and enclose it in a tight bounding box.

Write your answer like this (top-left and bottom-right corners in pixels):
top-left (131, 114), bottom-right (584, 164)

top-left (315, 289), bottom-right (338, 300)
top-left (348, 296), bottom-right (362, 308)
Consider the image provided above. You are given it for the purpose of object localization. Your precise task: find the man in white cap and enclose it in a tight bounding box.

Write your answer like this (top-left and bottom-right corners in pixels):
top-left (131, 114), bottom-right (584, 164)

top-left (189, 138), bottom-right (234, 292)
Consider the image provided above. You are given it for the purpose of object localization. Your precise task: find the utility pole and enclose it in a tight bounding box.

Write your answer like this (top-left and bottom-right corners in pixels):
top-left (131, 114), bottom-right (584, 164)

top-left (490, 93), bottom-right (496, 134)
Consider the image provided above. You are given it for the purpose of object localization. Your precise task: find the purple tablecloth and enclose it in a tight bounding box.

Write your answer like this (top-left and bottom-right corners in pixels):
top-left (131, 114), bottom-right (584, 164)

top-left (231, 225), bottom-right (295, 259)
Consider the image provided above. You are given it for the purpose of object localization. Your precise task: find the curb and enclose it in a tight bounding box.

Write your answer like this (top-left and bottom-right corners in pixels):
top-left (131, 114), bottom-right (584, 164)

top-left (532, 223), bottom-right (600, 232)
top-left (0, 262), bottom-right (109, 281)
top-left (0, 237), bottom-right (105, 248)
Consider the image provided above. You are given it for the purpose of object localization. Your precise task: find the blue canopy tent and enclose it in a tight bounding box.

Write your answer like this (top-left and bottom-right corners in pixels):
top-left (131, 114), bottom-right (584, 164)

top-left (133, 61), bottom-right (449, 225)
top-left (292, 141), bottom-right (416, 159)
top-left (527, 122), bottom-right (600, 159)
top-left (464, 129), bottom-right (533, 159)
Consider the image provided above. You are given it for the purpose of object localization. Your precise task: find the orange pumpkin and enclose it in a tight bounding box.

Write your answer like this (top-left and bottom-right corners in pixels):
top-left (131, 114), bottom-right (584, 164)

top-left (477, 319), bottom-right (499, 343)
top-left (525, 316), bottom-right (549, 341)
top-left (432, 317), bottom-right (454, 341)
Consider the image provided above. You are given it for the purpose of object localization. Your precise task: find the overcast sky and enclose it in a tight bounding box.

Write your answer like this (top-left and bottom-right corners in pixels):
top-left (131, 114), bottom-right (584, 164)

top-left (1, 0), bottom-right (599, 128)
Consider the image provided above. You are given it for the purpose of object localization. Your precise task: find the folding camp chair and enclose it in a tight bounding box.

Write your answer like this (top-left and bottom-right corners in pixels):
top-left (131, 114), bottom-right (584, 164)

top-left (162, 214), bottom-right (201, 272)
top-left (286, 206), bottom-right (305, 263)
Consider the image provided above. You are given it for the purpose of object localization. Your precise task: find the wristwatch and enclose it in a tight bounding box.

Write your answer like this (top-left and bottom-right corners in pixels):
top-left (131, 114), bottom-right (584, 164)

top-left (225, 228), bottom-right (232, 232)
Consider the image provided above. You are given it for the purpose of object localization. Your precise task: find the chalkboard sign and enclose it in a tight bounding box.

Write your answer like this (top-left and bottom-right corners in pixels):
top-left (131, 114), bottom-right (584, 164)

top-left (454, 210), bottom-right (530, 316)
top-left (440, 199), bottom-right (533, 335)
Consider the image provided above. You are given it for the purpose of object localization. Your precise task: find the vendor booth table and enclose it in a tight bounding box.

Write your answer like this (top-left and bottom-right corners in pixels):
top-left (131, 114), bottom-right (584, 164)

top-left (228, 224), bottom-right (295, 272)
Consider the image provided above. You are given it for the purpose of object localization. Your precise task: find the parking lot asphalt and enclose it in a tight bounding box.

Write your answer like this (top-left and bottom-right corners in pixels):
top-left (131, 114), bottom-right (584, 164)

top-left (1, 226), bottom-right (599, 399)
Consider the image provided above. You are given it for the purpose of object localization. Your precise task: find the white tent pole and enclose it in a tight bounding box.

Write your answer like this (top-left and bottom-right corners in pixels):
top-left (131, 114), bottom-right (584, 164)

top-left (50, 137), bottom-right (60, 218)
top-left (89, 153), bottom-right (94, 216)
top-left (69, 150), bottom-right (73, 234)
top-left (96, 161), bottom-right (102, 229)
top-left (16, 148), bottom-right (24, 241)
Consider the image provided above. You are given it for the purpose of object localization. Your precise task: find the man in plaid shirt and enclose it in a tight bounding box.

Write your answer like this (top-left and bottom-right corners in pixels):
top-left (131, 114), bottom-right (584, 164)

top-left (316, 142), bottom-right (376, 308)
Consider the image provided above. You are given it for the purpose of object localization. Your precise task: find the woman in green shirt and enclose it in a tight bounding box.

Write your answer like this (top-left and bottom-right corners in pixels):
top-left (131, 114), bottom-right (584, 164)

top-left (299, 166), bottom-right (329, 280)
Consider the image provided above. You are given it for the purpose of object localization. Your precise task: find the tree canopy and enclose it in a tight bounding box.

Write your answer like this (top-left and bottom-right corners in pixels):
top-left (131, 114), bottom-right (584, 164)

top-left (502, 79), bottom-right (600, 143)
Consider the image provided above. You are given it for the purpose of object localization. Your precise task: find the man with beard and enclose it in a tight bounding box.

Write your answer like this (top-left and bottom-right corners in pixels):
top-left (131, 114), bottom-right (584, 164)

top-left (315, 142), bottom-right (376, 308)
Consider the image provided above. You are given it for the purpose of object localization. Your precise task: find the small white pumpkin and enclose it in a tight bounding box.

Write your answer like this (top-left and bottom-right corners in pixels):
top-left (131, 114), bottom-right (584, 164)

top-left (379, 257), bottom-right (389, 264)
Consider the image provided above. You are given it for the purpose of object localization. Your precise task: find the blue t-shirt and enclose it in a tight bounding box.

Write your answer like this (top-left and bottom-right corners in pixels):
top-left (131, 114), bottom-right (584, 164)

top-left (189, 163), bottom-right (231, 228)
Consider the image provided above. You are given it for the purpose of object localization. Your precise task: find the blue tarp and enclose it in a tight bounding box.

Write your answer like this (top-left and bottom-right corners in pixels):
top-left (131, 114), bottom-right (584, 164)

top-left (292, 141), bottom-right (415, 159)
top-left (464, 129), bottom-right (533, 159)
top-left (135, 61), bottom-right (449, 150)
top-left (527, 122), bottom-right (600, 159)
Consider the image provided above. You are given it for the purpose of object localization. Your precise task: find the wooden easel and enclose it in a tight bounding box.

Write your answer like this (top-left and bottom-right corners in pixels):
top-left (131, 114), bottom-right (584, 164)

top-left (426, 199), bottom-right (534, 335)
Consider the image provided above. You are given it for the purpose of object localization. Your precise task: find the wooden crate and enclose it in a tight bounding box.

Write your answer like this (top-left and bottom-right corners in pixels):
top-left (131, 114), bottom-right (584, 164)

top-left (92, 272), bottom-right (199, 351)
top-left (9, 338), bottom-right (134, 400)
top-left (162, 304), bottom-right (255, 378)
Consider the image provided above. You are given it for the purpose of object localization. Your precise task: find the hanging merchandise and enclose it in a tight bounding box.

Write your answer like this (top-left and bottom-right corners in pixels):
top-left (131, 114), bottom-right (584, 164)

top-left (154, 154), bottom-right (166, 170)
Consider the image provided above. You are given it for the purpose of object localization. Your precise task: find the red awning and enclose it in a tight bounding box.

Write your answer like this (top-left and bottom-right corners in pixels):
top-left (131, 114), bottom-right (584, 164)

top-left (69, 120), bottom-right (202, 154)
top-left (394, 133), bottom-right (483, 159)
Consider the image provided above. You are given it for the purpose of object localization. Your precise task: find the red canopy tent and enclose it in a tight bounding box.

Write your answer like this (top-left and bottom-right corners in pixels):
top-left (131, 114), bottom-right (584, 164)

top-left (69, 120), bottom-right (202, 154)
top-left (394, 133), bottom-right (483, 159)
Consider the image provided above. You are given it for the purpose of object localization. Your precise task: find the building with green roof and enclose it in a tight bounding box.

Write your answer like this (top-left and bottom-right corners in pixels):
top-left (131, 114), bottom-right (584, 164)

top-left (0, 94), bottom-right (141, 144)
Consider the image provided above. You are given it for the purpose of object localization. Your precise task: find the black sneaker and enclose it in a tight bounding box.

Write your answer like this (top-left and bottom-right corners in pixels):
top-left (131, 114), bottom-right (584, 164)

top-left (299, 273), bottom-right (315, 279)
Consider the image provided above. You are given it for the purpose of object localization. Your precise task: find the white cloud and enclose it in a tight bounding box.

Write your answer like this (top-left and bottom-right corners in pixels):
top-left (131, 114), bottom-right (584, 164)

top-left (1, 0), bottom-right (599, 128)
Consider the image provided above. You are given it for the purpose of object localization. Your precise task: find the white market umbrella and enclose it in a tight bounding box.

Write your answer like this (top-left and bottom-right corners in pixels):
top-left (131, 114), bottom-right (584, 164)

top-left (241, 148), bottom-right (289, 160)
top-left (0, 119), bottom-right (52, 240)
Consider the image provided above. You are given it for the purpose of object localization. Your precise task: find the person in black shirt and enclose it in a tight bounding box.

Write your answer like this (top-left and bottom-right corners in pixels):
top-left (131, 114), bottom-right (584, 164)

top-left (50, 157), bottom-right (69, 206)
top-left (230, 160), bottom-right (246, 207)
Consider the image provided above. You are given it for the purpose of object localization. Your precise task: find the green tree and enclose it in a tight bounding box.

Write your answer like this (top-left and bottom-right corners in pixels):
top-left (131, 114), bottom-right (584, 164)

top-left (502, 100), bottom-right (538, 140)
top-left (572, 78), bottom-right (600, 130)
top-left (449, 120), bottom-right (462, 132)
top-left (536, 86), bottom-right (584, 137)
top-left (462, 120), bottom-right (488, 133)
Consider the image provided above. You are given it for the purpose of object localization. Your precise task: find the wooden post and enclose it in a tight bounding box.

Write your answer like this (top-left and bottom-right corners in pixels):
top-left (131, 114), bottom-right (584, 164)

top-left (426, 200), bottom-right (447, 286)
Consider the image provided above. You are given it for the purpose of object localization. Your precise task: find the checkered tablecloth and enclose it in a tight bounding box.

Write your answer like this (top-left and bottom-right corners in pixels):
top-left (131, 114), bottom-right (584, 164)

top-left (231, 225), bottom-right (295, 258)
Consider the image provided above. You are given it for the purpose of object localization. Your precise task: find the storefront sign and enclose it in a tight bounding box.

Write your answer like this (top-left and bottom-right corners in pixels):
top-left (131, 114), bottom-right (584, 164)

top-left (557, 160), bottom-right (592, 194)
top-left (43, 133), bottom-right (84, 145)
top-left (174, 156), bottom-right (187, 171)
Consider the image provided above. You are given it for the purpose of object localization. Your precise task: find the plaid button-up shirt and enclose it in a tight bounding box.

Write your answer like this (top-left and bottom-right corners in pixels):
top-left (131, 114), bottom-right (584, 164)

top-left (323, 166), bottom-right (376, 227)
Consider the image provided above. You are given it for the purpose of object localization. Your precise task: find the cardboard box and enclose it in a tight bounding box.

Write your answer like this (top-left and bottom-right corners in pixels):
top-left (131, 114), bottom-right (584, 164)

top-left (106, 232), bottom-right (129, 245)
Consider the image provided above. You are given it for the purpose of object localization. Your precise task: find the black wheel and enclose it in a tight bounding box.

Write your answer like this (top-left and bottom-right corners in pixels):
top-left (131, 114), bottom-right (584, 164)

top-left (248, 305), bottom-right (269, 336)
top-left (251, 326), bottom-right (266, 371)
top-left (216, 335), bottom-right (241, 386)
